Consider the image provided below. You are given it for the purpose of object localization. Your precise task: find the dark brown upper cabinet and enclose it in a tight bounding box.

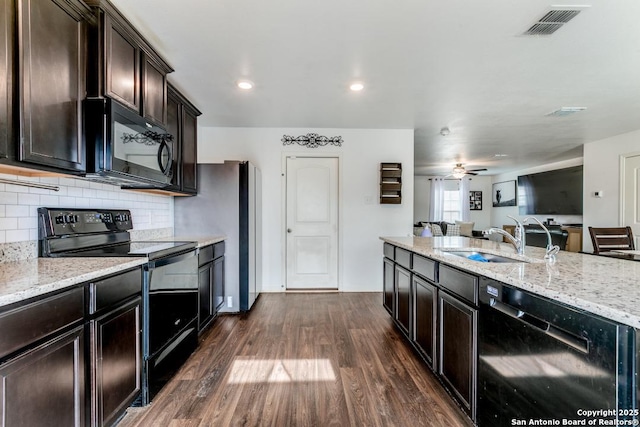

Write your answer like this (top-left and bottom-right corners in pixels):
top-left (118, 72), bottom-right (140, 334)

top-left (14, 0), bottom-right (92, 173)
top-left (86, 0), bottom-right (172, 127)
top-left (103, 13), bottom-right (139, 111)
top-left (167, 84), bottom-right (201, 194)
top-left (0, 0), bottom-right (12, 161)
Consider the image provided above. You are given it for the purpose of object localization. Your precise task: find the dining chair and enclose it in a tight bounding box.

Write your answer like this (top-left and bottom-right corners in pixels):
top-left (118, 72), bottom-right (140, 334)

top-left (588, 226), bottom-right (636, 254)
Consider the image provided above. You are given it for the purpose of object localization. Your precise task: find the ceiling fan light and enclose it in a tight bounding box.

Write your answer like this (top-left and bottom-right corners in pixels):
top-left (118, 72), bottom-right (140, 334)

top-left (451, 165), bottom-right (467, 179)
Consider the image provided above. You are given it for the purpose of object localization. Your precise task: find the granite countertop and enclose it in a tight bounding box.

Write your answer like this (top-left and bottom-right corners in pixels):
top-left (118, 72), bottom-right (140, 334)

top-left (0, 257), bottom-right (147, 308)
top-left (0, 236), bottom-right (225, 309)
top-left (381, 236), bottom-right (640, 329)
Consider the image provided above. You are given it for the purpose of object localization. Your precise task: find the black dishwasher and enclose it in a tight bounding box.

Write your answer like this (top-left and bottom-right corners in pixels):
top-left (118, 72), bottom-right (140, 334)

top-left (477, 277), bottom-right (637, 426)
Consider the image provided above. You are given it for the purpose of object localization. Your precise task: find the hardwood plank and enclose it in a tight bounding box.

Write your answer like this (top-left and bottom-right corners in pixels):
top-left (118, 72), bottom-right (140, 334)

top-left (117, 293), bottom-right (471, 427)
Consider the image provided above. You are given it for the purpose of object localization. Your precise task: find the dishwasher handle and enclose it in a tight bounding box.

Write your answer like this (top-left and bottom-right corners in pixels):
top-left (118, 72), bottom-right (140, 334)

top-left (489, 298), bottom-right (589, 354)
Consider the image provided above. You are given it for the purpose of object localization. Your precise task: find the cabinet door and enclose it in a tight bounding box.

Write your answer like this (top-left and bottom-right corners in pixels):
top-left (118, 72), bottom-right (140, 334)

top-left (181, 105), bottom-right (198, 193)
top-left (166, 89), bottom-right (181, 189)
top-left (91, 297), bottom-right (141, 427)
top-left (213, 255), bottom-right (225, 311)
top-left (413, 275), bottom-right (437, 369)
top-left (198, 262), bottom-right (214, 331)
top-left (142, 55), bottom-right (167, 126)
top-left (439, 291), bottom-right (477, 419)
top-left (0, 0), bottom-right (11, 159)
top-left (395, 265), bottom-right (411, 336)
top-left (104, 15), bottom-right (139, 112)
top-left (0, 326), bottom-right (85, 427)
top-left (18, 0), bottom-right (87, 172)
top-left (383, 258), bottom-right (394, 315)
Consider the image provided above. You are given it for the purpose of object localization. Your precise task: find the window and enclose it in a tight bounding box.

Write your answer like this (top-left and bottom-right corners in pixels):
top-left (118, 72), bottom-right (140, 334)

top-left (443, 190), bottom-right (461, 223)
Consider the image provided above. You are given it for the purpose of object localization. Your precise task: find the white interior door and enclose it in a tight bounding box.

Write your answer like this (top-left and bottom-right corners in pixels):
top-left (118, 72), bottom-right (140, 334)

top-left (622, 154), bottom-right (640, 248)
top-left (286, 156), bottom-right (339, 289)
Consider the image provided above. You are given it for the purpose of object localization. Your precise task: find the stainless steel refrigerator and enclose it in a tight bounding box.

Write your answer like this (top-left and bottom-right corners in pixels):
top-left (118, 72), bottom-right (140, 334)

top-left (174, 161), bottom-right (262, 312)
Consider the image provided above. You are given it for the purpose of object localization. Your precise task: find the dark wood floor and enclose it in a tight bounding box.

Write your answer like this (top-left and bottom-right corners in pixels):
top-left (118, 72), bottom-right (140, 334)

top-left (118, 292), bottom-right (471, 427)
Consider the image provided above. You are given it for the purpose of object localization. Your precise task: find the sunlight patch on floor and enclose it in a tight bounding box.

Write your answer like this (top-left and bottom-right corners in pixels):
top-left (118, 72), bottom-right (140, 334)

top-left (227, 358), bottom-right (336, 384)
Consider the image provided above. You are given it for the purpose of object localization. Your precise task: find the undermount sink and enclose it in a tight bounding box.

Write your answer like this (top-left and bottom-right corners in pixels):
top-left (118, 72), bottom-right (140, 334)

top-left (442, 250), bottom-right (526, 263)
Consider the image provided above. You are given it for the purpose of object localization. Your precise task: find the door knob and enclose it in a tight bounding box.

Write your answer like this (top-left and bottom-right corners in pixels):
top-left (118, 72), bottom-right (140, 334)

top-left (287, 228), bottom-right (292, 233)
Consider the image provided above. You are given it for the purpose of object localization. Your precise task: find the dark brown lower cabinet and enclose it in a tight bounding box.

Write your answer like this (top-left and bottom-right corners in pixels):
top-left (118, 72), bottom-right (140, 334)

top-left (198, 262), bottom-right (214, 330)
top-left (0, 325), bottom-right (85, 427)
top-left (198, 242), bottom-right (225, 332)
top-left (90, 297), bottom-right (141, 427)
top-left (438, 290), bottom-right (477, 420)
top-left (383, 257), bottom-right (394, 315)
top-left (395, 265), bottom-right (411, 336)
top-left (413, 275), bottom-right (437, 369)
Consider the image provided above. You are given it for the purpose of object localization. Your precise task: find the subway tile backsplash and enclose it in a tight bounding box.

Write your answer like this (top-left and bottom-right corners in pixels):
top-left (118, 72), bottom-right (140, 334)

top-left (0, 172), bottom-right (174, 257)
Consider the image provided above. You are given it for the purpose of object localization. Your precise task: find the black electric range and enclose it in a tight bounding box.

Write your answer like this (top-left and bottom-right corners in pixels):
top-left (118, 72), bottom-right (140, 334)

top-left (38, 207), bottom-right (199, 405)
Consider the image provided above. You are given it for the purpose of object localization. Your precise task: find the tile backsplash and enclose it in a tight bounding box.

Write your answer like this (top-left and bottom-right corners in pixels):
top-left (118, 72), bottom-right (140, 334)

top-left (0, 172), bottom-right (174, 260)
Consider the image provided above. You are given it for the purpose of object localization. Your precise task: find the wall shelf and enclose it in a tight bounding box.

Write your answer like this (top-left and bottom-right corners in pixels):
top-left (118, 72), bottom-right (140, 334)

top-left (380, 163), bottom-right (402, 204)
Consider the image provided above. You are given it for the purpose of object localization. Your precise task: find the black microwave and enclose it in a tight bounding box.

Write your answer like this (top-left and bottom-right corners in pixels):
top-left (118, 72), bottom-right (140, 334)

top-left (84, 98), bottom-right (174, 187)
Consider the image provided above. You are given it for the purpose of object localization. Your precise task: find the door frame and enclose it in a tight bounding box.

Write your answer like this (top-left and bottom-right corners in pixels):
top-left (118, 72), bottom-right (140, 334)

top-left (281, 152), bottom-right (342, 291)
top-left (619, 151), bottom-right (640, 245)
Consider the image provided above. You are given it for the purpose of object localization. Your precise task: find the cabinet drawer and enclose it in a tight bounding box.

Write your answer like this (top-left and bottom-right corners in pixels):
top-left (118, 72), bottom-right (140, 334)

top-left (383, 243), bottom-right (395, 260)
top-left (90, 268), bottom-right (142, 314)
top-left (214, 241), bottom-right (225, 259)
top-left (0, 287), bottom-right (84, 360)
top-left (396, 248), bottom-right (411, 269)
top-left (199, 245), bottom-right (214, 265)
top-left (439, 264), bottom-right (478, 305)
top-left (413, 255), bottom-right (436, 281)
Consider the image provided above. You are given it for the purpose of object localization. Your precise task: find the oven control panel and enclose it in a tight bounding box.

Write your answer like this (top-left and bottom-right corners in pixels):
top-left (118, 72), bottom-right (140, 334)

top-left (38, 208), bottom-right (133, 236)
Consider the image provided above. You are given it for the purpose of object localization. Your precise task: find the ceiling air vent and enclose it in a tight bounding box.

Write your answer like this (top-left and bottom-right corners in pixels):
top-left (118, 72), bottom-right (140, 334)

top-left (524, 8), bottom-right (582, 36)
top-left (546, 107), bottom-right (587, 117)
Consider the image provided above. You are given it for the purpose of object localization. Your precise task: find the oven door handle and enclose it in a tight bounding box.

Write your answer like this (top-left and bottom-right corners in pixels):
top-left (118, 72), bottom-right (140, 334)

top-left (148, 250), bottom-right (196, 269)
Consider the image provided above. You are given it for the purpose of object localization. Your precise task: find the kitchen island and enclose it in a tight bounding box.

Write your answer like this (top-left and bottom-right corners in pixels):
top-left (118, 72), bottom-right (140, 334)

top-left (381, 236), bottom-right (640, 426)
top-left (382, 236), bottom-right (640, 328)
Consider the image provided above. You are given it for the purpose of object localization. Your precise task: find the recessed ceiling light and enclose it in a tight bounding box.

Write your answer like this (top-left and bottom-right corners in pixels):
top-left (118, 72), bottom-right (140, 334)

top-left (237, 80), bottom-right (253, 90)
top-left (494, 154), bottom-right (509, 157)
top-left (349, 82), bottom-right (364, 91)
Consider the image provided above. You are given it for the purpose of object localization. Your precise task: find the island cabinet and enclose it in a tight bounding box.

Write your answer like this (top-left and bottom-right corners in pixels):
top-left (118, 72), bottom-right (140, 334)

top-left (382, 243), bottom-right (412, 338)
top-left (198, 242), bottom-right (225, 332)
top-left (167, 84), bottom-right (201, 194)
top-left (85, 0), bottom-right (173, 128)
top-left (381, 243), bottom-right (478, 423)
top-left (0, 285), bottom-right (86, 427)
top-left (437, 264), bottom-right (477, 421)
top-left (392, 247), bottom-right (412, 337)
top-left (1, 0), bottom-right (93, 174)
top-left (412, 255), bottom-right (438, 370)
top-left (87, 267), bottom-right (142, 427)
top-left (382, 243), bottom-right (395, 315)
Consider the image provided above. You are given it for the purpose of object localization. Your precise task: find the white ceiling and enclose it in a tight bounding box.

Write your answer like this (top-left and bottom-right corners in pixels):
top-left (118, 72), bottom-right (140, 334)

top-left (111, 0), bottom-right (640, 176)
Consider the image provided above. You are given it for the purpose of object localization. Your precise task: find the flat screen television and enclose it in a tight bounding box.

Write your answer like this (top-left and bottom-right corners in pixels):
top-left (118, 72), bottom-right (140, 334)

top-left (517, 166), bottom-right (583, 215)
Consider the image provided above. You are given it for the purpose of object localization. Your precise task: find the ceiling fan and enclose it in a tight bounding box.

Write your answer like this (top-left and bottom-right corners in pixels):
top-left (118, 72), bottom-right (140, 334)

top-left (450, 163), bottom-right (487, 178)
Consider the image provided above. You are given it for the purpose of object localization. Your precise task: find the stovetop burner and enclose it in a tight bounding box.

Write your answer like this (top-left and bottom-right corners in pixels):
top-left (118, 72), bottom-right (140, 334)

top-left (37, 208), bottom-right (195, 260)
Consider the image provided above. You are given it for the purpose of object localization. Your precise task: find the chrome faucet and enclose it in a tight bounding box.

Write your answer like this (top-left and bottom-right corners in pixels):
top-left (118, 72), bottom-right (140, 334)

top-left (483, 215), bottom-right (526, 255)
top-left (524, 217), bottom-right (560, 262)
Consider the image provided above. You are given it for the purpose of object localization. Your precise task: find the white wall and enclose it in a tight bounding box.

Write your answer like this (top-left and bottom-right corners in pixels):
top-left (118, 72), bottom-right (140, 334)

top-left (197, 127), bottom-right (414, 292)
top-left (490, 158), bottom-right (584, 229)
top-left (413, 175), bottom-right (493, 230)
top-left (583, 129), bottom-right (640, 252)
